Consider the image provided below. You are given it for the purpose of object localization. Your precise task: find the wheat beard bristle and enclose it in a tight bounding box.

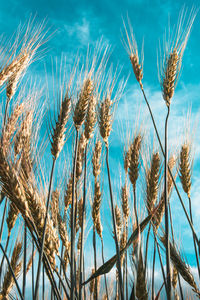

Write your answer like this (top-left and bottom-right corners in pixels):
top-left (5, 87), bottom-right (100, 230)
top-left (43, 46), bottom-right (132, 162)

top-left (163, 48), bottom-right (179, 106)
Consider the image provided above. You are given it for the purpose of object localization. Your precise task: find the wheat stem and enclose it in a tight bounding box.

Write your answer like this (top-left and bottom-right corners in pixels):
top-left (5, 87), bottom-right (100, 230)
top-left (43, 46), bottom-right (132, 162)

top-left (144, 223), bottom-right (151, 275)
top-left (188, 196), bottom-right (200, 279)
top-left (0, 243), bottom-right (24, 300)
top-left (59, 243), bottom-right (64, 294)
top-left (139, 83), bottom-right (200, 248)
top-left (105, 145), bottom-right (124, 300)
top-left (133, 188), bottom-right (138, 228)
top-left (100, 237), bottom-right (109, 300)
top-left (153, 230), bottom-right (167, 295)
top-left (70, 129), bottom-right (79, 300)
top-left (34, 158), bottom-right (56, 300)
top-left (22, 221), bottom-right (27, 298)
top-left (168, 202), bottom-right (184, 300)
top-left (0, 198), bottom-right (8, 243)
top-left (79, 143), bottom-right (88, 300)
top-left (164, 105), bottom-right (171, 299)
top-left (151, 239), bottom-right (156, 300)
top-left (32, 239), bottom-right (35, 299)
top-left (43, 265), bottom-right (45, 300)
top-left (93, 226), bottom-right (98, 300)
top-left (0, 233), bottom-right (10, 280)
top-left (55, 268), bottom-right (70, 300)
top-left (28, 217), bottom-right (62, 300)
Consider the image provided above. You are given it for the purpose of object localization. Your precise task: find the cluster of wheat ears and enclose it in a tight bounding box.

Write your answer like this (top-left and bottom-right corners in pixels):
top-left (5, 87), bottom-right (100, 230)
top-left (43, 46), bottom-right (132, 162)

top-left (0, 7), bottom-right (199, 300)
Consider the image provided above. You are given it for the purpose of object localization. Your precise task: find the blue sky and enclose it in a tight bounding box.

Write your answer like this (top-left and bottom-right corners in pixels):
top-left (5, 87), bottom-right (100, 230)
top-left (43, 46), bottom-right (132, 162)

top-left (1, 0), bottom-right (200, 297)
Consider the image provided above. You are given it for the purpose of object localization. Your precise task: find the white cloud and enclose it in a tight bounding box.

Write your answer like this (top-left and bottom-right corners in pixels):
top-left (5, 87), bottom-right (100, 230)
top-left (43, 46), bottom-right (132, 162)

top-left (64, 18), bottom-right (90, 46)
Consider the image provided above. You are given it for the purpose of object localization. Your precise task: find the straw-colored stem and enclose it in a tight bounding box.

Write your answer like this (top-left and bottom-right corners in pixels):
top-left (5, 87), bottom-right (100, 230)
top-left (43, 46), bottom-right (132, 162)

top-left (101, 237), bottom-right (109, 300)
top-left (70, 129), bottom-right (79, 300)
top-left (188, 196), bottom-right (200, 279)
top-left (0, 198), bottom-right (8, 243)
top-left (139, 83), bottom-right (199, 246)
top-left (22, 221), bottom-right (27, 298)
top-left (125, 222), bottom-right (128, 300)
top-left (79, 143), bottom-right (88, 300)
top-left (93, 226), bottom-right (98, 300)
top-left (153, 230), bottom-right (167, 295)
top-left (133, 188), bottom-right (138, 228)
top-left (0, 243), bottom-right (24, 300)
top-left (32, 239), bottom-right (35, 299)
top-left (34, 158), bottom-right (56, 300)
top-left (27, 217), bottom-right (62, 300)
top-left (59, 243), bottom-right (64, 293)
top-left (151, 239), bottom-right (156, 300)
top-left (55, 268), bottom-right (70, 299)
top-left (0, 233), bottom-right (10, 279)
top-left (105, 145), bottom-right (124, 300)
top-left (164, 105), bottom-right (171, 299)
top-left (43, 265), bottom-right (45, 300)
top-left (168, 202), bottom-right (184, 300)
top-left (144, 223), bottom-right (151, 275)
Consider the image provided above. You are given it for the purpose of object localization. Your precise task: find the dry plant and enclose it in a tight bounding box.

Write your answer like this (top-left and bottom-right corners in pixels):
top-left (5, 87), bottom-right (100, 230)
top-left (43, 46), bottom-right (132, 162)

top-left (0, 8), bottom-right (199, 300)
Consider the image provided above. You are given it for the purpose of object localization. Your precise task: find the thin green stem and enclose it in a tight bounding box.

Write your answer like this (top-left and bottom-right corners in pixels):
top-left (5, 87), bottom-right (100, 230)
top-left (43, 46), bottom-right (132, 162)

top-left (59, 243), bottom-right (64, 294)
top-left (70, 130), bottom-right (79, 300)
top-left (151, 239), bottom-right (156, 300)
top-left (168, 202), bottom-right (184, 300)
top-left (139, 83), bottom-right (199, 247)
top-left (43, 265), bottom-right (45, 300)
top-left (144, 223), bottom-right (151, 276)
top-left (133, 188), bottom-right (138, 228)
top-left (22, 221), bottom-right (27, 298)
top-left (93, 227), bottom-right (98, 300)
top-left (34, 158), bottom-right (56, 300)
top-left (101, 237), bottom-right (109, 300)
top-left (153, 230), bottom-right (167, 296)
top-left (0, 198), bottom-right (8, 243)
top-left (0, 233), bottom-right (10, 279)
top-left (164, 105), bottom-right (171, 299)
top-left (105, 145), bottom-right (124, 300)
top-left (125, 222), bottom-right (128, 300)
top-left (32, 239), bottom-right (35, 299)
top-left (79, 143), bottom-right (87, 300)
top-left (188, 196), bottom-right (200, 280)
top-left (0, 243), bottom-right (24, 300)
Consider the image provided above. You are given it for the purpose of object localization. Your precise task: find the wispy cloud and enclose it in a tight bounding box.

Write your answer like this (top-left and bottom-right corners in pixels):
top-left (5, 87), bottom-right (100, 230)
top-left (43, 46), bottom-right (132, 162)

top-left (64, 17), bottom-right (90, 46)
